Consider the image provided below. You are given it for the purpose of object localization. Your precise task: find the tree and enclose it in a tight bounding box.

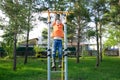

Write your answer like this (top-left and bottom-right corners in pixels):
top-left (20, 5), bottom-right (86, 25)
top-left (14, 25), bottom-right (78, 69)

top-left (91, 0), bottom-right (109, 66)
top-left (67, 14), bottom-right (76, 46)
top-left (23, 0), bottom-right (47, 64)
top-left (103, 0), bottom-right (120, 56)
top-left (24, 0), bottom-right (33, 64)
top-left (72, 0), bottom-right (90, 63)
top-left (0, 0), bottom-right (29, 70)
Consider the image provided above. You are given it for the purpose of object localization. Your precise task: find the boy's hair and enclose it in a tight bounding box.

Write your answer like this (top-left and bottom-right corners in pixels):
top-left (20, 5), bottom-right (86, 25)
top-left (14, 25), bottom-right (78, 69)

top-left (55, 14), bottom-right (60, 20)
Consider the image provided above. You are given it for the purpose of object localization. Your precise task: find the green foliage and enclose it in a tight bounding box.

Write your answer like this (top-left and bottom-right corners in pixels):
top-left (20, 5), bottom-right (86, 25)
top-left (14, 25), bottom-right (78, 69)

top-left (34, 45), bottom-right (40, 53)
top-left (73, 0), bottom-right (90, 21)
top-left (105, 0), bottom-right (120, 46)
top-left (104, 26), bottom-right (120, 47)
top-left (34, 45), bottom-right (46, 57)
top-left (67, 21), bottom-right (76, 43)
top-left (42, 28), bottom-right (48, 41)
top-left (1, 36), bottom-right (14, 57)
top-left (34, 45), bottom-right (46, 53)
top-left (103, 0), bottom-right (120, 46)
top-left (34, 45), bottom-right (41, 57)
top-left (1, 43), bottom-right (13, 57)
top-left (87, 29), bottom-right (96, 38)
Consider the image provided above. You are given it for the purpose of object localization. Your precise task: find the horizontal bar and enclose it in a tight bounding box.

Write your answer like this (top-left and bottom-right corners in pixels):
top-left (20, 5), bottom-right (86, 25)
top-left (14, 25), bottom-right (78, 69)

top-left (42, 10), bottom-right (74, 14)
top-left (51, 60), bottom-right (65, 63)
top-left (51, 71), bottom-right (65, 73)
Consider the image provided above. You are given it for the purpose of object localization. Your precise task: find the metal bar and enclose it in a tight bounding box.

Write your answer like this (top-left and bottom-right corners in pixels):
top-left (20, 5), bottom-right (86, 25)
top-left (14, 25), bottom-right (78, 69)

top-left (47, 10), bottom-right (51, 80)
top-left (42, 11), bottom-right (73, 14)
top-left (61, 56), bottom-right (64, 80)
top-left (51, 71), bottom-right (65, 73)
top-left (64, 15), bottom-right (68, 80)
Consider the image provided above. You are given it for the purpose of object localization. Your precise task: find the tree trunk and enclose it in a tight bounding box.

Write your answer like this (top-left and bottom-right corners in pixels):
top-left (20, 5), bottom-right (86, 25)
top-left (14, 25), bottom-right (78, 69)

top-left (24, 1), bottom-right (31, 64)
top-left (24, 28), bottom-right (29, 64)
top-left (118, 0), bottom-right (120, 5)
top-left (99, 24), bottom-right (102, 62)
top-left (118, 44), bottom-right (120, 56)
top-left (96, 22), bottom-right (100, 67)
top-left (76, 39), bottom-right (80, 63)
top-left (76, 16), bottom-right (81, 63)
top-left (13, 33), bottom-right (17, 71)
top-left (0, 53), bottom-right (2, 57)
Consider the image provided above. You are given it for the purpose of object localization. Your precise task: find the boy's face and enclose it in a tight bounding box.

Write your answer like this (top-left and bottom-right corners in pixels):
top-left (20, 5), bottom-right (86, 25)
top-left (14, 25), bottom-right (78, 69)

top-left (56, 20), bottom-right (61, 25)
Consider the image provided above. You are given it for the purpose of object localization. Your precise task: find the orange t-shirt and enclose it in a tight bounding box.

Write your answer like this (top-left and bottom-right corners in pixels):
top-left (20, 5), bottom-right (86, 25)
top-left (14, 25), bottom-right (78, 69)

top-left (51, 21), bottom-right (64, 38)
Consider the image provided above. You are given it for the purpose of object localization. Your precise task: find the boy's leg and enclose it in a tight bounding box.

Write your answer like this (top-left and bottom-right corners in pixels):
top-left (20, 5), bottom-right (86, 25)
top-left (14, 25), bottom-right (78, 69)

top-left (58, 40), bottom-right (62, 68)
top-left (52, 40), bottom-right (57, 68)
top-left (52, 57), bottom-right (56, 68)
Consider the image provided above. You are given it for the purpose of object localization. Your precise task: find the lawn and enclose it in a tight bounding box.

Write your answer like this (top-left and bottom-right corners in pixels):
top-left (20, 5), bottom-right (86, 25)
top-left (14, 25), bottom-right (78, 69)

top-left (0, 56), bottom-right (120, 80)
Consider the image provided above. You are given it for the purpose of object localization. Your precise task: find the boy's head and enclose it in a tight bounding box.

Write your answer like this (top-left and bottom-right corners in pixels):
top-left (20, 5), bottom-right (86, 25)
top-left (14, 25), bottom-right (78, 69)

top-left (56, 19), bottom-right (61, 25)
top-left (55, 14), bottom-right (60, 20)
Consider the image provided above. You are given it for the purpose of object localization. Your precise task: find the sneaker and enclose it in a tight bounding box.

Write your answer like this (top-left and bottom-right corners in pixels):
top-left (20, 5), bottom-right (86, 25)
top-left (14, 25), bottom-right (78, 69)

top-left (58, 65), bottom-right (62, 68)
top-left (52, 64), bottom-right (56, 68)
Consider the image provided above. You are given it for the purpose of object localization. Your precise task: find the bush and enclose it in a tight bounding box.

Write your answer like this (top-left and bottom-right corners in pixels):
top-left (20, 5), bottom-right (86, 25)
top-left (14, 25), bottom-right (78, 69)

top-left (34, 46), bottom-right (47, 58)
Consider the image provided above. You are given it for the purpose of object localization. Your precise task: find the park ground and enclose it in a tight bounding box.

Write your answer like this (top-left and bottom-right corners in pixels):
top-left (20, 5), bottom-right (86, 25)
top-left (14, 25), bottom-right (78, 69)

top-left (0, 56), bottom-right (120, 80)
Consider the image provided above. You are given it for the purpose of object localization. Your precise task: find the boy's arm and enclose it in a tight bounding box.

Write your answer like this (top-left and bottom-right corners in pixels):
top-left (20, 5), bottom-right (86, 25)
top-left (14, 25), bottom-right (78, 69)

top-left (51, 21), bottom-right (56, 27)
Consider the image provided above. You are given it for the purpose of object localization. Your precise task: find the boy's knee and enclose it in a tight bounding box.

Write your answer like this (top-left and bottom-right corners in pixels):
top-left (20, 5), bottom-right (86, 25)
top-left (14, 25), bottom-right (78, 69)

top-left (58, 53), bottom-right (62, 58)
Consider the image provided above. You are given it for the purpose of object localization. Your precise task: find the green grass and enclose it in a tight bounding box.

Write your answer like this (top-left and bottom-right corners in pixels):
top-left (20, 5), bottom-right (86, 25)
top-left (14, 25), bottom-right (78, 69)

top-left (0, 56), bottom-right (120, 80)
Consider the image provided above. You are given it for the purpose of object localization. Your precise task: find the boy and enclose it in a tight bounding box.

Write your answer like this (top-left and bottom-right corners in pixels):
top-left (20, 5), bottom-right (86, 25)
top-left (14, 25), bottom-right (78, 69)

top-left (51, 14), bottom-right (64, 68)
